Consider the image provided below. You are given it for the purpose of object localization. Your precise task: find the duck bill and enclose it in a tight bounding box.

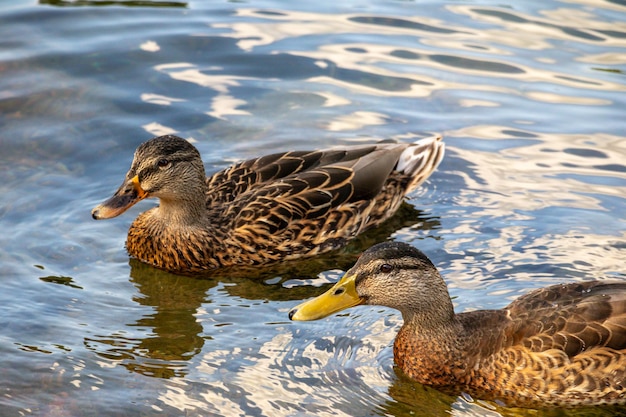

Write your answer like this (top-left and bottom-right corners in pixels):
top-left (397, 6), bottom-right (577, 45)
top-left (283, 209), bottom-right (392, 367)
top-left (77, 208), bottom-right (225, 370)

top-left (91, 175), bottom-right (148, 220)
top-left (289, 273), bottom-right (364, 321)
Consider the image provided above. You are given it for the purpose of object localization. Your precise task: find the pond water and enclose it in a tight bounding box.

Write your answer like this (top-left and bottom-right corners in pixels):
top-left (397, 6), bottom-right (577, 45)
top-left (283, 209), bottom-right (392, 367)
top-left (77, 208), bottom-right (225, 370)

top-left (1, 0), bottom-right (625, 416)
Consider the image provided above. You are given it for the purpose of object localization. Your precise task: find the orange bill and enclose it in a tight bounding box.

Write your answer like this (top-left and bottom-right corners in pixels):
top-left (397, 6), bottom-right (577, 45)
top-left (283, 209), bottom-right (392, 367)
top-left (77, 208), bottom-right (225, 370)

top-left (91, 175), bottom-right (148, 220)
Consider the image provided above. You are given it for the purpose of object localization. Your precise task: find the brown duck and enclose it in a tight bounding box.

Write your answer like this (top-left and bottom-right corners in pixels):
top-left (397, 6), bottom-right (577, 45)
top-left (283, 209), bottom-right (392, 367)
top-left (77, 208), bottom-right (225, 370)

top-left (289, 241), bottom-right (626, 408)
top-left (91, 135), bottom-right (444, 274)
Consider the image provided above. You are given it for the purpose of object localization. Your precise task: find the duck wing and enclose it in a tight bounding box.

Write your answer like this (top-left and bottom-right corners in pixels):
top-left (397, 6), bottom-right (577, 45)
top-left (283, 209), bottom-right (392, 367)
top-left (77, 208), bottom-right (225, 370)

top-left (225, 144), bottom-right (410, 256)
top-left (205, 136), bottom-right (444, 208)
top-left (505, 281), bottom-right (626, 355)
top-left (203, 138), bottom-right (443, 264)
top-left (455, 281), bottom-right (626, 407)
top-left (457, 281), bottom-right (626, 361)
top-left (205, 145), bottom-right (382, 207)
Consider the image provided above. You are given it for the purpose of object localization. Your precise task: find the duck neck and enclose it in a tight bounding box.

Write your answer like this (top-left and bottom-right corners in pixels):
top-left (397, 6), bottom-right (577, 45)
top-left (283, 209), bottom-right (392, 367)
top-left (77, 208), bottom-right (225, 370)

top-left (156, 194), bottom-right (208, 227)
top-left (401, 301), bottom-right (458, 337)
top-left (393, 303), bottom-right (464, 386)
top-left (397, 271), bottom-right (457, 336)
top-left (156, 171), bottom-right (208, 227)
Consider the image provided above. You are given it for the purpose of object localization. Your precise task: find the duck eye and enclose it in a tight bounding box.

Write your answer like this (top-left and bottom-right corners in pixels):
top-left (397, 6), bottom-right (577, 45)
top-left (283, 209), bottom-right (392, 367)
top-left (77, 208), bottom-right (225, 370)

top-left (379, 263), bottom-right (393, 273)
top-left (157, 159), bottom-right (170, 168)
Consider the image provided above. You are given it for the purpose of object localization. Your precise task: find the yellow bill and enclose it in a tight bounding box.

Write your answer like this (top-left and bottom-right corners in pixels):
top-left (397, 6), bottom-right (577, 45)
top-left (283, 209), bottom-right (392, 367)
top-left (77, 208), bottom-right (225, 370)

top-left (289, 272), bottom-right (364, 321)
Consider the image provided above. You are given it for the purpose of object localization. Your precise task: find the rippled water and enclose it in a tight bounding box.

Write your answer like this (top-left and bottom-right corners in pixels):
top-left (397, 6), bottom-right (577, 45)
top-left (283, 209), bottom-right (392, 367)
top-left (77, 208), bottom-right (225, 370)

top-left (1, 0), bottom-right (625, 416)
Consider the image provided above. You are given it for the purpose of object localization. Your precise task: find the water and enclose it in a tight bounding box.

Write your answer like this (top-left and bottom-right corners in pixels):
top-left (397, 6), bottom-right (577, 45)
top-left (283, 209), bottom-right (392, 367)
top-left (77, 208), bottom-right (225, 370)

top-left (0, 0), bottom-right (625, 416)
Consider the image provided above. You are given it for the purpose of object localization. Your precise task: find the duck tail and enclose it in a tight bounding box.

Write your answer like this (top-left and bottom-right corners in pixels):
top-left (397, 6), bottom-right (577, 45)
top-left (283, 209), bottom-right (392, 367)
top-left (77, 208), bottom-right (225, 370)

top-left (396, 135), bottom-right (445, 193)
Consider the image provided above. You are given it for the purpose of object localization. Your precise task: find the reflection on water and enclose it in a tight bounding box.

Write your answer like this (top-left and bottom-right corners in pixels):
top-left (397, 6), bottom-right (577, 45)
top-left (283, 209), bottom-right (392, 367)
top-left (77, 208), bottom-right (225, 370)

top-left (85, 264), bottom-right (214, 379)
top-left (1, 0), bottom-right (625, 416)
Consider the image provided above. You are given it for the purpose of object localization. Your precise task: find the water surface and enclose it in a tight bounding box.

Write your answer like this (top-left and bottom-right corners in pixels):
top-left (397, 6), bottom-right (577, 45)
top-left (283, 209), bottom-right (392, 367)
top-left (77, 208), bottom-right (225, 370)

top-left (0, 0), bottom-right (625, 416)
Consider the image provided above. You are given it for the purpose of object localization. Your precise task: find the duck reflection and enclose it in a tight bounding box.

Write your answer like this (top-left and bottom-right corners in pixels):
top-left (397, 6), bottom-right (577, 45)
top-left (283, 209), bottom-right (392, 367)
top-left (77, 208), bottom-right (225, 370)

top-left (384, 368), bottom-right (459, 416)
top-left (384, 367), bottom-right (626, 417)
top-left (84, 263), bottom-right (216, 378)
top-left (125, 261), bottom-right (213, 377)
top-left (86, 203), bottom-right (439, 379)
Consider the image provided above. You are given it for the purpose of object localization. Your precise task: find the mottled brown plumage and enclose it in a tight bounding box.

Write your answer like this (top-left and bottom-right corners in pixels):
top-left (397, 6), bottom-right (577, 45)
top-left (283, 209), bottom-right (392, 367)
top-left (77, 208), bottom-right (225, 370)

top-left (91, 135), bottom-right (444, 274)
top-left (289, 241), bottom-right (626, 408)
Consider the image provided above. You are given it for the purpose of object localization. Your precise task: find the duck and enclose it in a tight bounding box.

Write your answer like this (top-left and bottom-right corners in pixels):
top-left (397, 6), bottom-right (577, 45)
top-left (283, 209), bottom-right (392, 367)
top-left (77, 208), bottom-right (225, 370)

top-left (289, 241), bottom-right (626, 408)
top-left (91, 135), bottom-right (444, 274)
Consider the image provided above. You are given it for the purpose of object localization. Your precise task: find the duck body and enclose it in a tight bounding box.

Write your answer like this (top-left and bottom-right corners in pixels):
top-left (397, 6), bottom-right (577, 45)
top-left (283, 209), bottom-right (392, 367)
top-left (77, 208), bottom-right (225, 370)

top-left (92, 135), bottom-right (444, 273)
top-left (395, 281), bottom-right (626, 408)
top-left (289, 242), bottom-right (626, 408)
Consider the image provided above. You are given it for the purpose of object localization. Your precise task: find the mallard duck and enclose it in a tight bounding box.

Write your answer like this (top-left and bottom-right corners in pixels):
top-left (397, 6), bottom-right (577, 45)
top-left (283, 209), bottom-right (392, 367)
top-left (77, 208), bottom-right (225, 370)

top-left (289, 241), bottom-right (626, 408)
top-left (91, 135), bottom-right (444, 274)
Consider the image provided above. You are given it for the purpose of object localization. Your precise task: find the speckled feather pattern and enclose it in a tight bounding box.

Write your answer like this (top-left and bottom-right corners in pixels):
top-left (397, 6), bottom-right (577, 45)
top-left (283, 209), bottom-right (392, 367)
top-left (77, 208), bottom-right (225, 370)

top-left (393, 280), bottom-right (626, 408)
top-left (115, 135), bottom-right (444, 273)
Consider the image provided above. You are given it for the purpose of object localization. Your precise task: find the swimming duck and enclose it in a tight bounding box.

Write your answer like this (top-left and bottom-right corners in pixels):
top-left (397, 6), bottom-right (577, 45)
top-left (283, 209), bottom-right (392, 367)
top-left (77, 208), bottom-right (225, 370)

top-left (289, 241), bottom-right (626, 408)
top-left (91, 135), bottom-right (444, 274)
